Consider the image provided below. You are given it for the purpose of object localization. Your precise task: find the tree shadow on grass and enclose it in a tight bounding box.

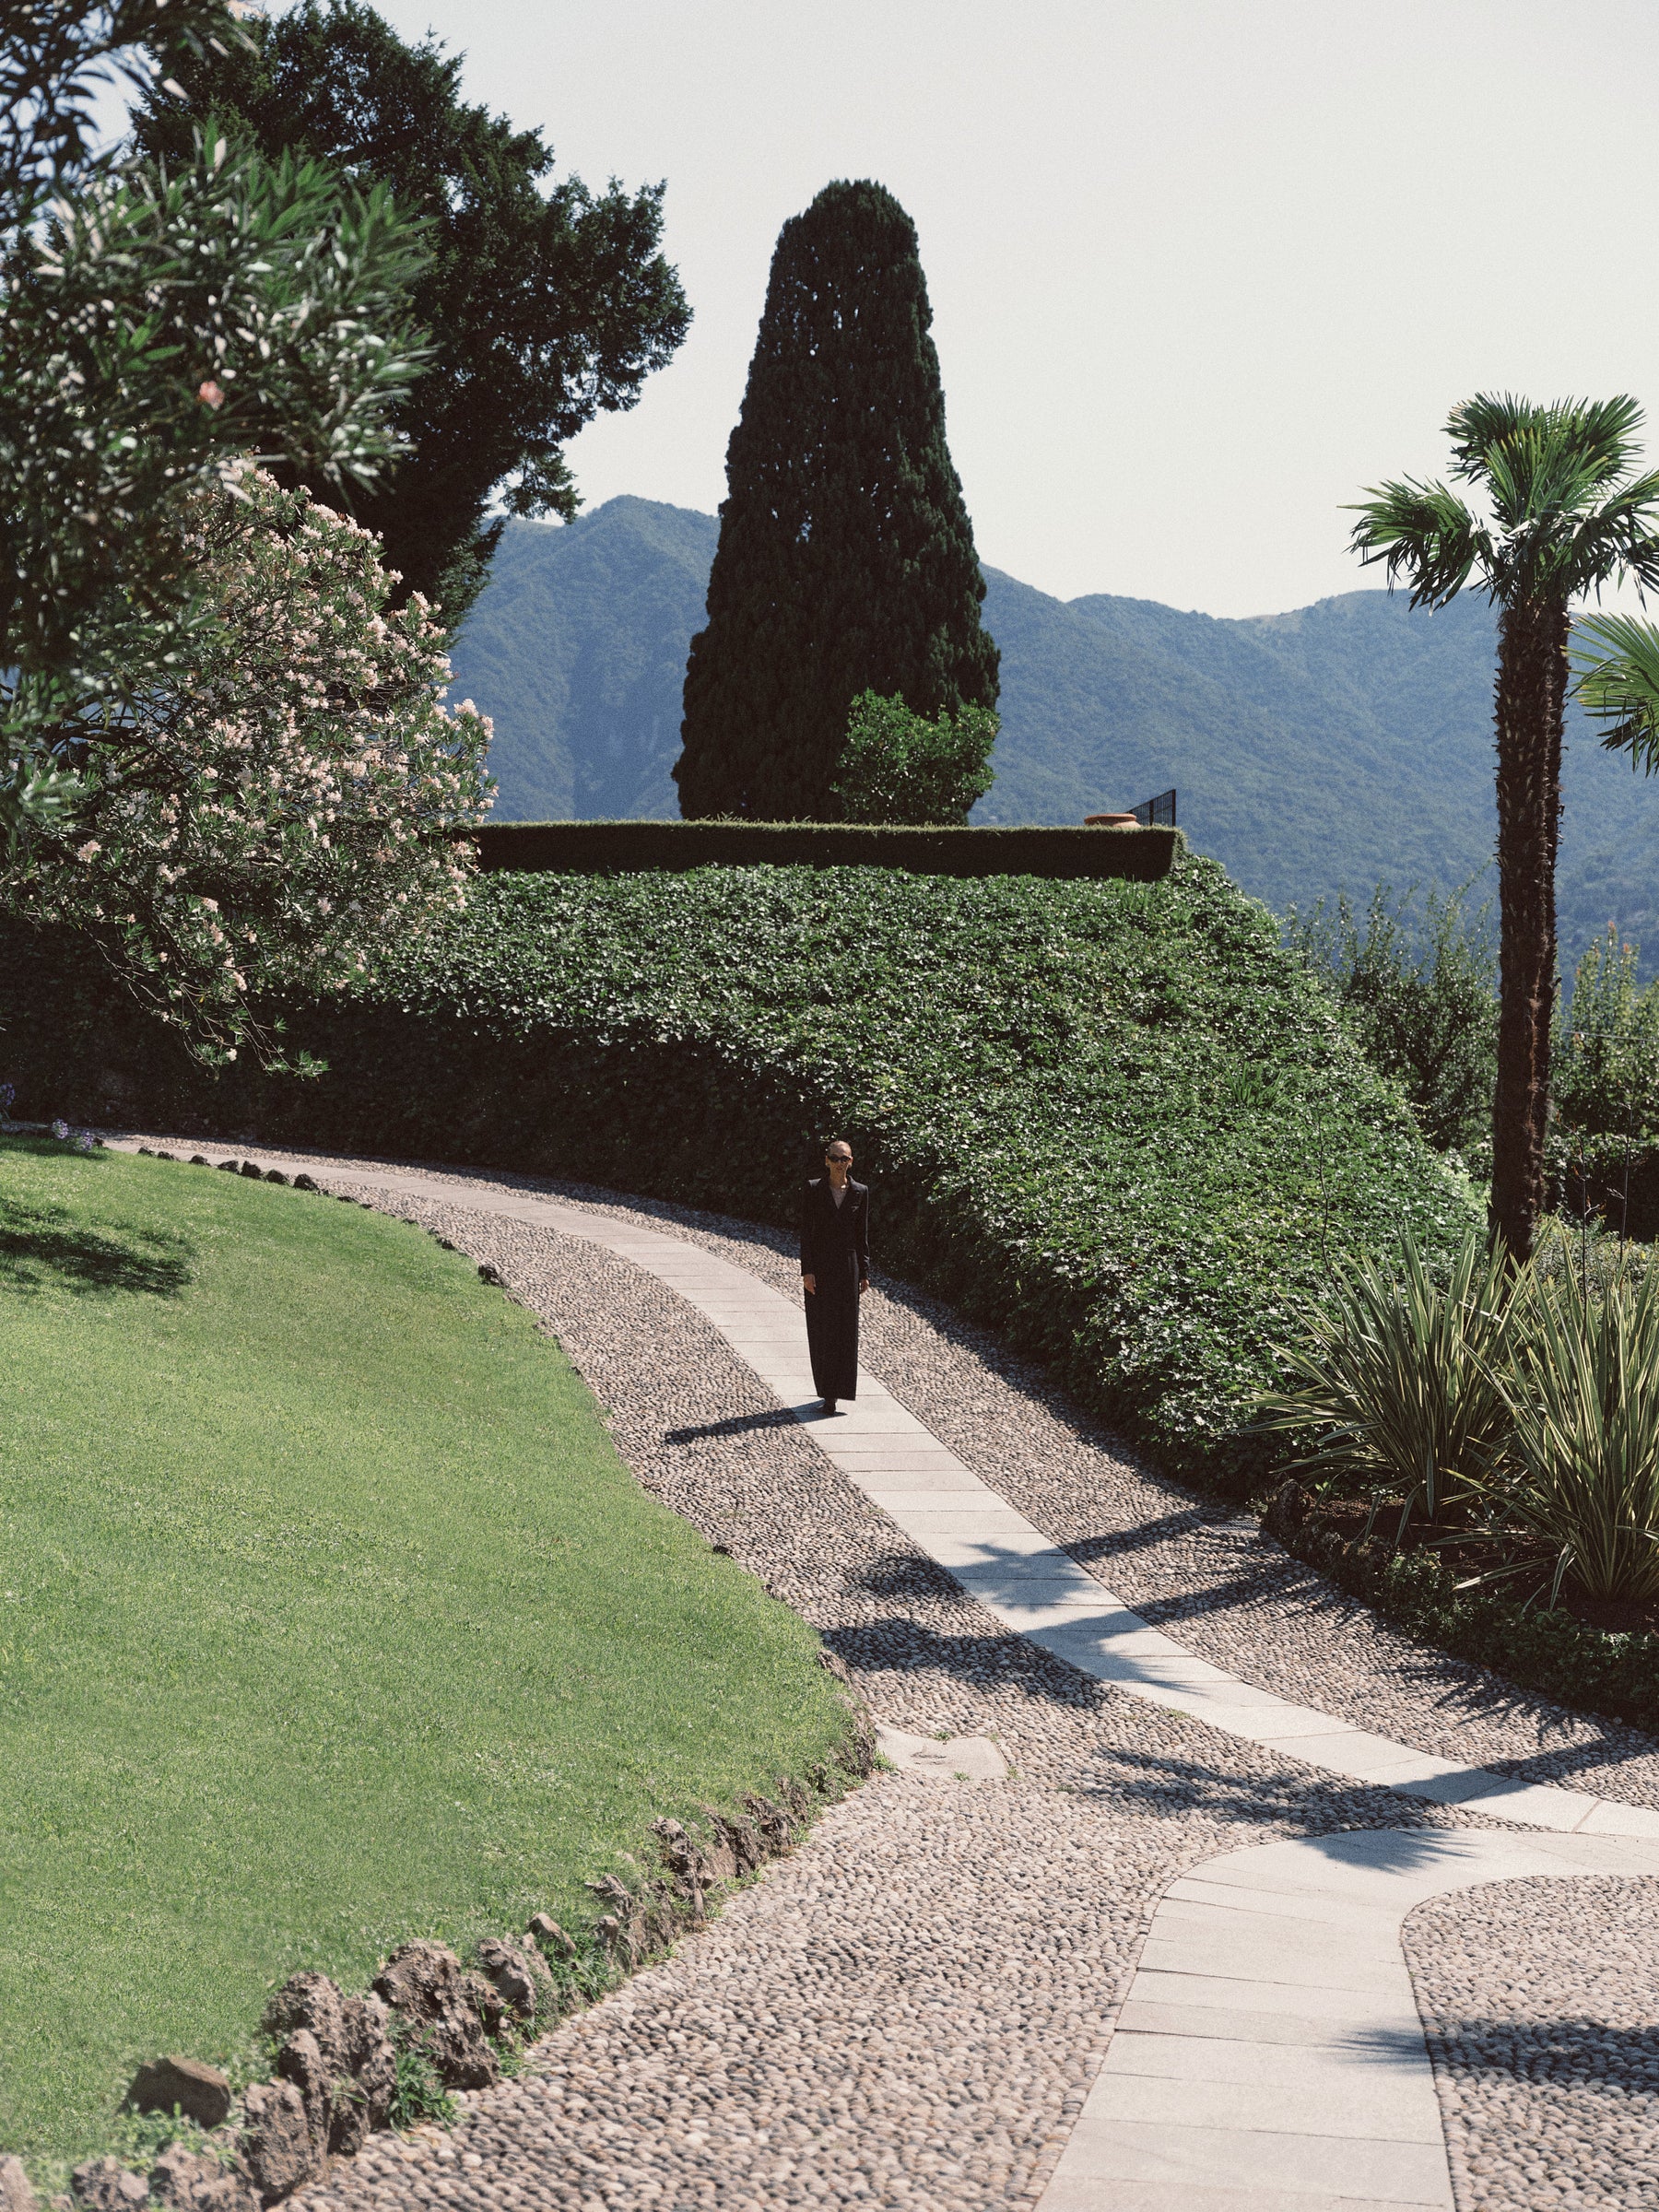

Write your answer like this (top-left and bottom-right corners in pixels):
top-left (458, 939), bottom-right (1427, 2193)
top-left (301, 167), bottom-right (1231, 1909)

top-left (0, 1202), bottom-right (194, 1298)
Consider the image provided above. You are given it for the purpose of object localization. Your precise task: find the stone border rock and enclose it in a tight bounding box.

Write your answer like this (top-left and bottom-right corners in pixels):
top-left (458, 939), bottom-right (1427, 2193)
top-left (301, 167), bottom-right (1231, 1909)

top-left (32, 1747), bottom-right (874, 2212)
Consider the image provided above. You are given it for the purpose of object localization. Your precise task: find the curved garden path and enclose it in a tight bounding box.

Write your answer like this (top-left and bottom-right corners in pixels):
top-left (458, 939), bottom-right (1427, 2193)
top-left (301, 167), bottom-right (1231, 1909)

top-left (111, 1137), bottom-right (1659, 2209)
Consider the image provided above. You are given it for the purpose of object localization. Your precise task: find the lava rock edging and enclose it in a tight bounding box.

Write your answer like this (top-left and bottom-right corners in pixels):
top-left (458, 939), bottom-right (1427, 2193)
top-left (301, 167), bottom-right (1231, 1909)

top-left (30, 1653), bottom-right (875, 2212)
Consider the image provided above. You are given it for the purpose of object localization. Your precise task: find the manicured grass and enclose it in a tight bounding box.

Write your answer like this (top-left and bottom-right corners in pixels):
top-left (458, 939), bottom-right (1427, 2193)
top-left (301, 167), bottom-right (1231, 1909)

top-left (0, 1137), bottom-right (850, 2170)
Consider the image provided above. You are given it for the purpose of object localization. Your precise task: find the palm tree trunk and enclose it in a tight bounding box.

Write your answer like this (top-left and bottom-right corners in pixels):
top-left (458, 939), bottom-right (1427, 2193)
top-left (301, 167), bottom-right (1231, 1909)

top-left (1491, 596), bottom-right (1569, 1260)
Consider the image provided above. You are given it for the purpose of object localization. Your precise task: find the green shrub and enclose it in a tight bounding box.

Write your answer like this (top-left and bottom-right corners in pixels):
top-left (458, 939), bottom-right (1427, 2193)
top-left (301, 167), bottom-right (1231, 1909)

top-left (470, 818), bottom-right (1177, 880)
top-left (1556, 926), bottom-right (1659, 1135)
top-left (1285, 877), bottom-right (1498, 1158)
top-left (1289, 891), bottom-right (1659, 1241)
top-left (1255, 1224), bottom-right (1515, 1532)
top-left (0, 848), bottom-right (1477, 1493)
top-left (831, 690), bottom-right (997, 825)
top-left (1550, 928), bottom-right (1659, 1238)
top-left (1268, 1492), bottom-right (1659, 1733)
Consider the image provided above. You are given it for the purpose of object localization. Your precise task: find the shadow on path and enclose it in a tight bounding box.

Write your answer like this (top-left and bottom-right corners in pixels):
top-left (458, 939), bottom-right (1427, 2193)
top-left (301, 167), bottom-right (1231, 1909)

top-left (1362, 2013), bottom-right (1659, 2097)
top-left (664, 1407), bottom-right (799, 1444)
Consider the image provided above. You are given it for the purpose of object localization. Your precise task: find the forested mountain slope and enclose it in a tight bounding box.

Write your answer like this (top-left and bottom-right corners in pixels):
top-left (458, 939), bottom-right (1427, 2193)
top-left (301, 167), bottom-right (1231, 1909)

top-left (450, 500), bottom-right (718, 820)
top-left (449, 499), bottom-right (1659, 972)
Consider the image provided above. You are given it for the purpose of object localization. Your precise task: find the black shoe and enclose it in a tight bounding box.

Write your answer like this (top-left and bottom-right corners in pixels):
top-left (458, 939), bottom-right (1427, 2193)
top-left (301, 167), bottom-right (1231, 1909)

top-left (821, 1397), bottom-right (838, 1416)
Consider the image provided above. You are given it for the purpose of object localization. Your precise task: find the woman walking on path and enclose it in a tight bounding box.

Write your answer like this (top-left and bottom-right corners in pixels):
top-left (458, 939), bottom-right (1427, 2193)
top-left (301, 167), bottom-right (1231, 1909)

top-left (800, 1137), bottom-right (870, 1416)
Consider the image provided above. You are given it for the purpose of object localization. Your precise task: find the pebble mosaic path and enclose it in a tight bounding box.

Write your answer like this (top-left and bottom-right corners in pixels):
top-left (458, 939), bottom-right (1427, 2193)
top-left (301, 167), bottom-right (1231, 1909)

top-left (109, 1139), bottom-right (1659, 2209)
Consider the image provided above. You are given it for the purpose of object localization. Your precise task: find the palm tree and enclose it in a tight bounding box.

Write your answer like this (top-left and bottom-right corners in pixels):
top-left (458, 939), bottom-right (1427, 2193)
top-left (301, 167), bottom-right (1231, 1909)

top-left (1350, 395), bottom-right (1659, 1261)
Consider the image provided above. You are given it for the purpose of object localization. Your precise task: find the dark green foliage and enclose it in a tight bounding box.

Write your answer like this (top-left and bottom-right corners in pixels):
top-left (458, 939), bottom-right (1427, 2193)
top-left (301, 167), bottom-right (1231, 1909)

top-left (3, 0), bottom-right (425, 800)
top-left (1286, 879), bottom-right (1499, 1157)
top-left (1, 850), bottom-right (1474, 1490)
top-left (455, 501), bottom-right (1659, 986)
top-left (1553, 929), bottom-right (1659, 1240)
top-left (471, 818), bottom-right (1175, 881)
top-left (1272, 1493), bottom-right (1659, 1735)
top-left (675, 181), bottom-right (997, 819)
top-left (1555, 927), bottom-right (1659, 1137)
top-left (133, 0), bottom-right (688, 622)
top-left (832, 691), bottom-right (996, 825)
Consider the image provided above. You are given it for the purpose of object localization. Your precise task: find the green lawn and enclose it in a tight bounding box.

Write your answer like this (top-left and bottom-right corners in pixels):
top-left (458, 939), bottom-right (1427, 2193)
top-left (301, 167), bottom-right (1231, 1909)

top-left (0, 1136), bottom-right (850, 2170)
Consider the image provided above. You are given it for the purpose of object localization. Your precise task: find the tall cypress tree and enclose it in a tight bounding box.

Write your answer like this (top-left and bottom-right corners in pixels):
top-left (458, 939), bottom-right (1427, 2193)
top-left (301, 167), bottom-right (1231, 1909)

top-left (675, 180), bottom-right (998, 819)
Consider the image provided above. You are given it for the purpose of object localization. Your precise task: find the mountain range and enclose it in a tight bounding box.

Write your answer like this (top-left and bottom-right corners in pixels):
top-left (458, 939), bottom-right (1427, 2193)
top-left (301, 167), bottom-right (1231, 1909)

top-left (448, 496), bottom-right (1659, 976)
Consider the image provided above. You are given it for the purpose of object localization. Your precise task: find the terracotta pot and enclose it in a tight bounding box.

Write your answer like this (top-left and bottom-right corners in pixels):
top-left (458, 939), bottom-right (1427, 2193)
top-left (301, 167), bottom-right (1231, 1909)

top-left (1083, 812), bottom-right (1139, 827)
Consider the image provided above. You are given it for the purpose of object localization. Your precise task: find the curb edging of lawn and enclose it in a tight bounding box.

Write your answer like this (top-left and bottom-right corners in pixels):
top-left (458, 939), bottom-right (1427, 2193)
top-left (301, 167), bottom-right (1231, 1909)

top-left (38, 1670), bottom-right (877, 2212)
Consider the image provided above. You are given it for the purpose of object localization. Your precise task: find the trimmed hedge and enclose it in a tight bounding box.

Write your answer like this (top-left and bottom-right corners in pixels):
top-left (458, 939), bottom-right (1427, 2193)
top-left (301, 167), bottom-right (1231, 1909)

top-left (1, 848), bottom-right (1475, 1493)
top-left (471, 818), bottom-right (1178, 880)
top-left (1266, 1486), bottom-right (1659, 1734)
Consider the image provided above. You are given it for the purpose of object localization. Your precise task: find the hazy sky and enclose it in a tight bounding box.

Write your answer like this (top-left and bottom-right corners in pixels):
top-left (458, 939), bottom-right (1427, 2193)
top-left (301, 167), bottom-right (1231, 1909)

top-left (368, 0), bottom-right (1659, 618)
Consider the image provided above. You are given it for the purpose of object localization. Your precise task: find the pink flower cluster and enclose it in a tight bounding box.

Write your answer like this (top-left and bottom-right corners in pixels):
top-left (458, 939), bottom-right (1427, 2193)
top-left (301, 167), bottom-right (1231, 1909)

top-left (18, 469), bottom-right (494, 1059)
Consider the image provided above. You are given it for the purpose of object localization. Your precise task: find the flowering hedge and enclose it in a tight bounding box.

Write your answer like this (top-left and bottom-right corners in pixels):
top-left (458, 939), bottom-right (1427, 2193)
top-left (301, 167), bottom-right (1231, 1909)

top-left (7, 471), bottom-right (492, 1060)
top-left (2, 847), bottom-right (1477, 1491)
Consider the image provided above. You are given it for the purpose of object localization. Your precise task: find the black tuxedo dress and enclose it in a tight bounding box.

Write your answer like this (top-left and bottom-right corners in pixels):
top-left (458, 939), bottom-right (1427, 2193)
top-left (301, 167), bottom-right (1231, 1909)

top-left (799, 1175), bottom-right (870, 1401)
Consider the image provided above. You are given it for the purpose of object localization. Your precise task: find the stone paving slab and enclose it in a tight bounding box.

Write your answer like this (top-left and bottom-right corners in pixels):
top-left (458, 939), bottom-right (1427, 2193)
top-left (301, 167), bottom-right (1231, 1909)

top-left (1084, 2067), bottom-right (1443, 2142)
top-left (1040, 2187), bottom-right (1441, 2212)
top-left (1048, 2115), bottom-right (1454, 2205)
top-left (1042, 1827), bottom-right (1659, 2212)
top-left (874, 1723), bottom-right (1010, 1780)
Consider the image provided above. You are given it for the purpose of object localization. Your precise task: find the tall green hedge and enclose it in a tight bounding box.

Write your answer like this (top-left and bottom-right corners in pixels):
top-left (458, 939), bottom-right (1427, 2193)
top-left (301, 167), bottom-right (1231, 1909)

top-left (471, 818), bottom-right (1177, 880)
top-left (1, 850), bottom-right (1477, 1490)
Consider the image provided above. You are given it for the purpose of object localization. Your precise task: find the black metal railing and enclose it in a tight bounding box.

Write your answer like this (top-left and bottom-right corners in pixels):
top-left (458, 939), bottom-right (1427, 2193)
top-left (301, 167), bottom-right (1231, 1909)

top-left (1130, 788), bottom-right (1176, 828)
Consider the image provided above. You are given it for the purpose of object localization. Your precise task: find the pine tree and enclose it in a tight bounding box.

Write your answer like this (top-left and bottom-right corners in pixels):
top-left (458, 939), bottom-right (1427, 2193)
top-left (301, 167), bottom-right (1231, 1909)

top-left (675, 180), bottom-right (998, 819)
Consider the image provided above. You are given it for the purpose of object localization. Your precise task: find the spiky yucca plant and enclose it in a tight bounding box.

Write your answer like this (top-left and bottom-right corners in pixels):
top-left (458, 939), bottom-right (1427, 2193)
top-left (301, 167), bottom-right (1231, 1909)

top-left (1463, 1263), bottom-right (1659, 1609)
top-left (1257, 1226), bottom-right (1517, 1535)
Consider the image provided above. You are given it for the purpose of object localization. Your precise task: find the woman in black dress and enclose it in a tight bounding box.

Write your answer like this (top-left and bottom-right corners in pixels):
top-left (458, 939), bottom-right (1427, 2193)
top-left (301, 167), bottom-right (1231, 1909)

top-left (799, 1137), bottom-right (870, 1415)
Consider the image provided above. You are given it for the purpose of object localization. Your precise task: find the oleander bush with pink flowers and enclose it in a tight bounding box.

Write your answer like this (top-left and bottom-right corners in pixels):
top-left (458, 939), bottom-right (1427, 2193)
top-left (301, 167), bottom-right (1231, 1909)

top-left (6, 469), bottom-right (493, 1064)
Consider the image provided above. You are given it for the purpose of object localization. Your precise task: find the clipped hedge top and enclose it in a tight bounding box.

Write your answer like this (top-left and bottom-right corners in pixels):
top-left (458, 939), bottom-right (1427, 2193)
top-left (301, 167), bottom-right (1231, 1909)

top-left (470, 818), bottom-right (1178, 881)
top-left (3, 847), bottom-right (1476, 1486)
top-left (371, 849), bottom-right (1477, 1483)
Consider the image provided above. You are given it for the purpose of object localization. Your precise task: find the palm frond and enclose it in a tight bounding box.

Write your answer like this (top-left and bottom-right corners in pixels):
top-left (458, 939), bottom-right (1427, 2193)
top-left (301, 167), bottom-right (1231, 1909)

top-left (1346, 480), bottom-right (1484, 608)
top-left (1449, 392), bottom-right (1644, 493)
top-left (1571, 612), bottom-right (1659, 774)
top-left (1447, 392), bottom-right (1535, 475)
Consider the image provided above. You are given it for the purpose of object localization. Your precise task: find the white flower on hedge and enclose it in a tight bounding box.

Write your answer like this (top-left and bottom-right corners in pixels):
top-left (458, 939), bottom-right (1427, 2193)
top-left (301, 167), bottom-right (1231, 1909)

top-left (9, 468), bottom-right (491, 1064)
